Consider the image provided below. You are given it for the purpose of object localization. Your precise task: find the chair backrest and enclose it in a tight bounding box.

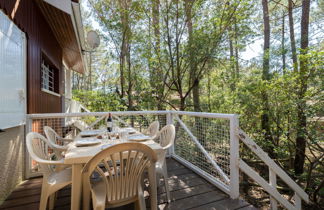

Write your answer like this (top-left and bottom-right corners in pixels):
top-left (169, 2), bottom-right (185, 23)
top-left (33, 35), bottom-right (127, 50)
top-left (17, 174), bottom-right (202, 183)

top-left (44, 126), bottom-right (65, 158)
top-left (154, 124), bottom-right (175, 149)
top-left (147, 121), bottom-right (159, 137)
top-left (26, 132), bottom-right (54, 178)
top-left (82, 142), bottom-right (157, 206)
top-left (44, 126), bottom-right (60, 146)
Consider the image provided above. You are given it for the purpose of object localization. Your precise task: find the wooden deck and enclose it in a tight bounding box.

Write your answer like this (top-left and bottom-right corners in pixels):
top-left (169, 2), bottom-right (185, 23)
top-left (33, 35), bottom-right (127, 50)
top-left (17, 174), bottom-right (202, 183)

top-left (0, 158), bottom-right (256, 210)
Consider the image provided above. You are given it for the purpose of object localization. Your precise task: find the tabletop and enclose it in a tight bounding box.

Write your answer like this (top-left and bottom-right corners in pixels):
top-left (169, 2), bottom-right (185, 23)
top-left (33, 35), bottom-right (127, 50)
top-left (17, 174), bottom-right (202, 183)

top-left (64, 134), bottom-right (164, 165)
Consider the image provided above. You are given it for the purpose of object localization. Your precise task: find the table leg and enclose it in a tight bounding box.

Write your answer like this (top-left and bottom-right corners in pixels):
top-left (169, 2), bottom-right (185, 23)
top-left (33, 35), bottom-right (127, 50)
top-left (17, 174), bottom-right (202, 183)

top-left (83, 172), bottom-right (91, 210)
top-left (71, 164), bottom-right (82, 210)
top-left (148, 165), bottom-right (157, 210)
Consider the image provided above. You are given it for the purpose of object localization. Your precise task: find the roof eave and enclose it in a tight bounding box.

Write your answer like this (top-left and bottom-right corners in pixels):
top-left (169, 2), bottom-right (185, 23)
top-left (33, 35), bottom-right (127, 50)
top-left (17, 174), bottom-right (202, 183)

top-left (37, 0), bottom-right (86, 74)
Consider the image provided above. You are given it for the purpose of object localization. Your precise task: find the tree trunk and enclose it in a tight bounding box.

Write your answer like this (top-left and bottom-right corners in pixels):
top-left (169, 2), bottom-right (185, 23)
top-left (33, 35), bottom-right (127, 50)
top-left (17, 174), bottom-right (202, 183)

top-left (152, 0), bottom-right (160, 49)
top-left (127, 44), bottom-right (133, 110)
top-left (281, 12), bottom-right (286, 73)
top-left (261, 0), bottom-right (274, 158)
top-left (288, 0), bottom-right (298, 72)
top-left (207, 69), bottom-right (212, 112)
top-left (229, 28), bottom-right (235, 91)
top-left (185, 0), bottom-right (200, 112)
top-left (119, 0), bottom-right (131, 98)
top-left (294, 0), bottom-right (310, 175)
top-left (180, 96), bottom-right (185, 111)
top-left (89, 52), bottom-right (93, 90)
top-left (152, 0), bottom-right (164, 110)
top-left (234, 20), bottom-right (239, 79)
top-left (192, 79), bottom-right (200, 111)
top-left (120, 35), bottom-right (126, 97)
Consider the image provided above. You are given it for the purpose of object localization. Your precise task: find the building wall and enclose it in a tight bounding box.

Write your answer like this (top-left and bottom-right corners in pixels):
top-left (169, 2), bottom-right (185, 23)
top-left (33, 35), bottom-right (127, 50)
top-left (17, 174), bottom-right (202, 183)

top-left (0, 0), bottom-right (65, 203)
top-left (0, 126), bottom-right (24, 205)
top-left (0, 0), bottom-right (64, 114)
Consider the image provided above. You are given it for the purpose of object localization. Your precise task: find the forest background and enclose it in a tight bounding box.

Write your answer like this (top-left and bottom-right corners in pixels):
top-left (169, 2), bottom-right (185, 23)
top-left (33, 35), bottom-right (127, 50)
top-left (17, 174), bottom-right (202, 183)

top-left (72, 0), bottom-right (323, 208)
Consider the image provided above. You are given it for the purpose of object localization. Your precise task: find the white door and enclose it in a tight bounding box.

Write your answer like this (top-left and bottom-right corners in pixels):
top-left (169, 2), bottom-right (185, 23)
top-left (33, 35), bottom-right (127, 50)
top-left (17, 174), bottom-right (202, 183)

top-left (0, 10), bottom-right (27, 130)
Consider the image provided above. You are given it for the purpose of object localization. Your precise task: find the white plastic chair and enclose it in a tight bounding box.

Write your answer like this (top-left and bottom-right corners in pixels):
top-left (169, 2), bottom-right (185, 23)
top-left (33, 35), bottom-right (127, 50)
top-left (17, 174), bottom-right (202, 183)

top-left (153, 124), bottom-right (175, 203)
top-left (26, 132), bottom-right (72, 210)
top-left (82, 142), bottom-right (157, 210)
top-left (44, 126), bottom-right (73, 159)
top-left (144, 121), bottom-right (160, 138)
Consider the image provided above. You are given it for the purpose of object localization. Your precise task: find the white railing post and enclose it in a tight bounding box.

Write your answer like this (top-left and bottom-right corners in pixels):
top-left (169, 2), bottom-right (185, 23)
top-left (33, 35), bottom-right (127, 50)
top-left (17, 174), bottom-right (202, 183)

top-left (294, 193), bottom-right (301, 209)
top-left (230, 115), bottom-right (240, 199)
top-left (25, 115), bottom-right (36, 179)
top-left (167, 111), bottom-right (174, 156)
top-left (269, 168), bottom-right (278, 210)
top-left (25, 115), bottom-right (32, 133)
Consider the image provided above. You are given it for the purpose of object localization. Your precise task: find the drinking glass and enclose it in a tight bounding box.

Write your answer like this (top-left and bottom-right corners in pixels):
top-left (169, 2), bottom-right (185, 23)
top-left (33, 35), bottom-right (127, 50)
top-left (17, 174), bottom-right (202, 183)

top-left (119, 131), bottom-right (129, 141)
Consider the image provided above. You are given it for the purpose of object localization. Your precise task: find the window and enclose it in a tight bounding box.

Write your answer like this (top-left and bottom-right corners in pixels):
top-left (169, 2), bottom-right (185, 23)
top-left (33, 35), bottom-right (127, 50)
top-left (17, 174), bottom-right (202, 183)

top-left (41, 60), bottom-right (55, 92)
top-left (41, 55), bottom-right (60, 96)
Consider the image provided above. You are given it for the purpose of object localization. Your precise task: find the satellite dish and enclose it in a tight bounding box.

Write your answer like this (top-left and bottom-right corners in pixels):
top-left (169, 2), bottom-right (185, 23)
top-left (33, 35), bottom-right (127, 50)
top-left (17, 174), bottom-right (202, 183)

top-left (86, 30), bottom-right (100, 50)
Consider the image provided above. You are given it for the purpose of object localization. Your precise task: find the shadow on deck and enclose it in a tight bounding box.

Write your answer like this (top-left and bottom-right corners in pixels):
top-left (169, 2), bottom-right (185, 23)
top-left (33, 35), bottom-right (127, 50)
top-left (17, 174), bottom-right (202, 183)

top-left (0, 158), bottom-right (257, 210)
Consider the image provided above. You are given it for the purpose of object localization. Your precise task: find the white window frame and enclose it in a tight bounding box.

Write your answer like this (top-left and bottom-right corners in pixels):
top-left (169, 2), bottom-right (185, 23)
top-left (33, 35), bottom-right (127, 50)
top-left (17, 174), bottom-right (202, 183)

top-left (41, 59), bottom-right (60, 97)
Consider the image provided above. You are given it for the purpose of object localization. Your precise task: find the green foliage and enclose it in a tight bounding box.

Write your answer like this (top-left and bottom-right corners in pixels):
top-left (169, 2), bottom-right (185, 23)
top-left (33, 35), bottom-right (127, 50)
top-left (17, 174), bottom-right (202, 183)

top-left (72, 90), bottom-right (127, 112)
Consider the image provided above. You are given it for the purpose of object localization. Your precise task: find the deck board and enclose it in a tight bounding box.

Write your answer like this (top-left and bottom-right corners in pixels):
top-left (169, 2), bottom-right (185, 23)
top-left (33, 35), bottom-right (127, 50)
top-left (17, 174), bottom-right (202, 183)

top-left (0, 158), bottom-right (257, 210)
top-left (189, 197), bottom-right (252, 210)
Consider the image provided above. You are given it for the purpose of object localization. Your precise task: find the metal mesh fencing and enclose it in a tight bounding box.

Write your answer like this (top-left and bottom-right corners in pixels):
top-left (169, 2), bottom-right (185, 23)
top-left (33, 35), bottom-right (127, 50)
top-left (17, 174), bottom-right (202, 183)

top-left (113, 114), bottom-right (167, 132)
top-left (173, 114), bottom-right (231, 185)
top-left (27, 111), bottom-right (231, 185)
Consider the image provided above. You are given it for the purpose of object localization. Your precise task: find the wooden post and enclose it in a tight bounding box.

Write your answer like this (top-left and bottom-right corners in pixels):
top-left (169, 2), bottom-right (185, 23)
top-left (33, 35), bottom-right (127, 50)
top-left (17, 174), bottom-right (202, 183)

top-left (230, 115), bottom-right (240, 199)
top-left (269, 168), bottom-right (278, 210)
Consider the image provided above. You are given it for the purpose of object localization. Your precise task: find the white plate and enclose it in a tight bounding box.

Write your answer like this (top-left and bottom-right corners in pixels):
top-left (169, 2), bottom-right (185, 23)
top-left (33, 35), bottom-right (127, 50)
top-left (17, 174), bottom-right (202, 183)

top-left (121, 127), bottom-right (137, 134)
top-left (80, 129), bottom-right (105, 137)
top-left (75, 138), bottom-right (102, 147)
top-left (127, 134), bottom-right (151, 141)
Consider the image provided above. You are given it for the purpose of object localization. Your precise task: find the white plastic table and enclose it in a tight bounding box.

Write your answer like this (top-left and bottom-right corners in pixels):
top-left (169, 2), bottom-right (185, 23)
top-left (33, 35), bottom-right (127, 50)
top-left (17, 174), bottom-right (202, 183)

top-left (64, 133), bottom-right (162, 210)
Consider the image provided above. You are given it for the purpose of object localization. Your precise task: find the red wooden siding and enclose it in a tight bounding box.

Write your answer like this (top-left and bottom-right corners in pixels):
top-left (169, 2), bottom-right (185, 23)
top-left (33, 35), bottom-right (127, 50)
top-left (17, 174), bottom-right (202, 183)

top-left (0, 0), bottom-right (63, 114)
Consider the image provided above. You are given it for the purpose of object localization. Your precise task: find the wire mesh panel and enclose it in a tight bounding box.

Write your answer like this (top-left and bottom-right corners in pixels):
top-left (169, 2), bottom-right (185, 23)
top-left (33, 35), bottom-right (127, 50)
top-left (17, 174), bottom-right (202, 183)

top-left (173, 114), bottom-right (231, 186)
top-left (29, 115), bottom-right (96, 173)
top-left (113, 114), bottom-right (167, 133)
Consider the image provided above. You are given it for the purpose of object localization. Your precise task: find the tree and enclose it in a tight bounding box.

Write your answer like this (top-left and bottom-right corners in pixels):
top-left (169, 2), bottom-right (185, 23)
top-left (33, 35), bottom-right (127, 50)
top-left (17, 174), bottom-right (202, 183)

top-left (288, 0), bottom-right (298, 72)
top-left (151, 0), bottom-right (166, 110)
top-left (294, 0), bottom-right (311, 175)
top-left (261, 0), bottom-right (275, 157)
top-left (184, 0), bottom-right (200, 112)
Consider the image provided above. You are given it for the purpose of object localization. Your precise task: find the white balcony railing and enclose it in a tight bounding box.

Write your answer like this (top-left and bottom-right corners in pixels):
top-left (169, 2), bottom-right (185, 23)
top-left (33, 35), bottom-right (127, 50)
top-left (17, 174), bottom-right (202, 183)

top-left (26, 111), bottom-right (309, 210)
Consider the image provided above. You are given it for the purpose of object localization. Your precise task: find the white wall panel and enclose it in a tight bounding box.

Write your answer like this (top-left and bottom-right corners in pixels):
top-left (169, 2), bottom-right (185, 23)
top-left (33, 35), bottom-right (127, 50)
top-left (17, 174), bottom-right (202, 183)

top-left (0, 11), bottom-right (26, 129)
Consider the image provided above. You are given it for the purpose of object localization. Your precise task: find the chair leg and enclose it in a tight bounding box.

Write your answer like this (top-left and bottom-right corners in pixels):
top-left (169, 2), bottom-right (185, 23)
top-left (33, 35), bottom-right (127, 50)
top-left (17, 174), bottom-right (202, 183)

top-left (137, 183), bottom-right (146, 210)
top-left (92, 192), bottom-right (105, 210)
top-left (39, 183), bottom-right (49, 210)
top-left (162, 165), bottom-right (171, 203)
top-left (136, 194), bottom-right (146, 210)
top-left (156, 173), bottom-right (161, 187)
top-left (139, 196), bottom-right (146, 210)
top-left (48, 193), bottom-right (56, 210)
